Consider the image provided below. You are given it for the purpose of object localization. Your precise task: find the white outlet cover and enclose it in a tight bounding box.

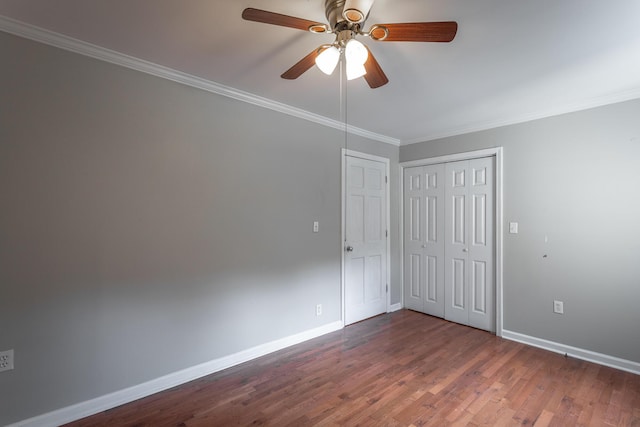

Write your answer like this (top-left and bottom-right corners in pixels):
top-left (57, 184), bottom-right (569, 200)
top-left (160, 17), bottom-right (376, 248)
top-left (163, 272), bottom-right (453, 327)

top-left (0, 349), bottom-right (14, 372)
top-left (509, 222), bottom-right (519, 234)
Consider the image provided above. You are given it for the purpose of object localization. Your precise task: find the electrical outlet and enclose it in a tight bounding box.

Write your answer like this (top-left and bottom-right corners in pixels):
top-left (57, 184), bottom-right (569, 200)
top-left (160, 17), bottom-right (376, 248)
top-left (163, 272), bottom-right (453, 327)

top-left (553, 300), bottom-right (564, 314)
top-left (316, 304), bottom-right (322, 316)
top-left (313, 221), bottom-right (319, 233)
top-left (0, 349), bottom-right (14, 372)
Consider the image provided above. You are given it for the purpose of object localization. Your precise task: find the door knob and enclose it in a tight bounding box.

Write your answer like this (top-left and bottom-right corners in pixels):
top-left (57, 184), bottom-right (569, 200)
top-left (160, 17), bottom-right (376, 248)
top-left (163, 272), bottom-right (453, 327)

top-left (462, 248), bottom-right (468, 252)
top-left (346, 246), bottom-right (354, 252)
top-left (422, 245), bottom-right (428, 248)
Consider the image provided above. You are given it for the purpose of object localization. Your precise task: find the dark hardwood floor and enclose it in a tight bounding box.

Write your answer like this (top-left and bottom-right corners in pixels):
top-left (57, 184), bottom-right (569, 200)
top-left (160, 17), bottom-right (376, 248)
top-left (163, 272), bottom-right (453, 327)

top-left (65, 310), bottom-right (640, 426)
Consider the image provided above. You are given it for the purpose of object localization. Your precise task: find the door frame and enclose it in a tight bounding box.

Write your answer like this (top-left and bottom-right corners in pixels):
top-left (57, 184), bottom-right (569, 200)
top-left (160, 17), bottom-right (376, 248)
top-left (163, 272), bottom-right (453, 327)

top-left (341, 149), bottom-right (391, 326)
top-left (399, 147), bottom-right (504, 337)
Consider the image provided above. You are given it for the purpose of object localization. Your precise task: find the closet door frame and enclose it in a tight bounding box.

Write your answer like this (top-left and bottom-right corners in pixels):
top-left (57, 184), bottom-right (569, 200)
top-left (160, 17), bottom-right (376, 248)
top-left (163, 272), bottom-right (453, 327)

top-left (400, 147), bottom-right (504, 337)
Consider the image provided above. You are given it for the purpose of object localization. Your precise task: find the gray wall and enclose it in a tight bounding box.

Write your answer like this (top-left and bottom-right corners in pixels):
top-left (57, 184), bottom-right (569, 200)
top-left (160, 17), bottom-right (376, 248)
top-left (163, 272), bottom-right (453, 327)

top-left (401, 99), bottom-right (640, 364)
top-left (4, 23), bottom-right (638, 425)
top-left (0, 32), bottom-right (399, 425)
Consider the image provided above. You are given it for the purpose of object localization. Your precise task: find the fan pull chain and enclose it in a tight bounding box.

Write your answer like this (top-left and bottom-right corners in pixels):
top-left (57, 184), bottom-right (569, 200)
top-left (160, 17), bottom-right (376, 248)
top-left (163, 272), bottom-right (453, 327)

top-left (341, 55), bottom-right (348, 245)
top-left (341, 56), bottom-right (348, 150)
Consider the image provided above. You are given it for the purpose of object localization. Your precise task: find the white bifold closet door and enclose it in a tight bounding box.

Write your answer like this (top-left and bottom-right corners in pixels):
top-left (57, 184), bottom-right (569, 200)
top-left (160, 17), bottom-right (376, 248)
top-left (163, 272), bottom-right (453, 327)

top-left (444, 158), bottom-right (495, 332)
top-left (404, 157), bottom-right (495, 332)
top-left (404, 164), bottom-right (445, 318)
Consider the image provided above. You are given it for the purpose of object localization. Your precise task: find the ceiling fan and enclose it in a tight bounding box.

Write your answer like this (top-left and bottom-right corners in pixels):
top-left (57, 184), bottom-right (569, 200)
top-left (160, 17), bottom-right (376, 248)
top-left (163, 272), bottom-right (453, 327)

top-left (242, 0), bottom-right (458, 89)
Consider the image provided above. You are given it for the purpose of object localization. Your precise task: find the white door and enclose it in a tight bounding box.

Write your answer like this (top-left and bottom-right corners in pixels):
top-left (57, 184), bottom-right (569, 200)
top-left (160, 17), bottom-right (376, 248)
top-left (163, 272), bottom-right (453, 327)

top-left (444, 157), bottom-right (495, 332)
top-left (403, 164), bottom-right (445, 317)
top-left (345, 155), bottom-right (388, 325)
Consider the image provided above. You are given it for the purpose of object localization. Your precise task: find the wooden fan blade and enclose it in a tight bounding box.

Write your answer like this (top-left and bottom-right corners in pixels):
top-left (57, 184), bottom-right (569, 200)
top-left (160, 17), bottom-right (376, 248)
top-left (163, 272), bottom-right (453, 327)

top-left (242, 8), bottom-right (325, 32)
top-left (372, 22), bottom-right (458, 42)
top-left (363, 48), bottom-right (389, 89)
top-left (281, 48), bottom-right (324, 80)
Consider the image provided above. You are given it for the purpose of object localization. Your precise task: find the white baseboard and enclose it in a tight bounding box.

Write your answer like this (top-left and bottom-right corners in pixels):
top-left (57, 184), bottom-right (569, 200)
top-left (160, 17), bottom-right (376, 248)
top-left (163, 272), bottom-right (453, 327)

top-left (502, 329), bottom-right (640, 375)
top-left (9, 320), bottom-right (344, 427)
top-left (388, 303), bottom-right (403, 313)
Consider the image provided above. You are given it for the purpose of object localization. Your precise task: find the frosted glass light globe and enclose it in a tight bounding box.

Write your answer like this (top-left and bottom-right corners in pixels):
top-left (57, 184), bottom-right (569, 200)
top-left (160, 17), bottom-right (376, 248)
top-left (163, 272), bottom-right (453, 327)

top-left (315, 46), bottom-right (340, 75)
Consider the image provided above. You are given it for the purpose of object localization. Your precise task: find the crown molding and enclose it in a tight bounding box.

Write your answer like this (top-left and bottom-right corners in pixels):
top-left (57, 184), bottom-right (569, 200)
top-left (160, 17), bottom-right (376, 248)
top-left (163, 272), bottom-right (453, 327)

top-left (401, 87), bottom-right (640, 146)
top-left (0, 15), bottom-right (400, 147)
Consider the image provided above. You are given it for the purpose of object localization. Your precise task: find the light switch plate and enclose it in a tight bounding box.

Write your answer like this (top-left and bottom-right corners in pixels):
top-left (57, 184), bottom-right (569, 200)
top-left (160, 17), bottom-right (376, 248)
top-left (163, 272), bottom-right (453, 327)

top-left (553, 300), bottom-right (564, 314)
top-left (313, 221), bottom-right (319, 233)
top-left (509, 222), bottom-right (519, 234)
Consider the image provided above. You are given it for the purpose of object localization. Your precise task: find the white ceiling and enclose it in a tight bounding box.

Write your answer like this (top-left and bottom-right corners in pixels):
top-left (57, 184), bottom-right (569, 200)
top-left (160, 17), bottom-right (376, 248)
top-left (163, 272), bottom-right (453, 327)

top-left (2, 0), bottom-right (640, 144)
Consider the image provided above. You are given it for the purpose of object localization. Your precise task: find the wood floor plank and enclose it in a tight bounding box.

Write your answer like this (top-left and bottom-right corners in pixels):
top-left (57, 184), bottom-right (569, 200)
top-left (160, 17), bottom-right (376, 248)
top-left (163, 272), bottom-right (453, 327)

top-left (532, 409), bottom-right (555, 426)
top-left (63, 310), bottom-right (640, 427)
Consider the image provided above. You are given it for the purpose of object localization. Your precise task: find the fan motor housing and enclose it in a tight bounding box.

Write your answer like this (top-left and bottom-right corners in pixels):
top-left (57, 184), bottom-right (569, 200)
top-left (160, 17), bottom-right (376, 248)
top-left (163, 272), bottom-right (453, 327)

top-left (325, 0), bottom-right (347, 29)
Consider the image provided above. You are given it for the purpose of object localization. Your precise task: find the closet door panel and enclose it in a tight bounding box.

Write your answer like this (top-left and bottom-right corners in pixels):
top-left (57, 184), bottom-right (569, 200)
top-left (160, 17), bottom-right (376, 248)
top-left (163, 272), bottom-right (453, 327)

top-left (468, 157), bottom-right (495, 331)
top-left (422, 164), bottom-right (445, 318)
top-left (403, 164), bottom-right (445, 317)
top-left (403, 167), bottom-right (425, 312)
top-left (444, 161), bottom-right (471, 325)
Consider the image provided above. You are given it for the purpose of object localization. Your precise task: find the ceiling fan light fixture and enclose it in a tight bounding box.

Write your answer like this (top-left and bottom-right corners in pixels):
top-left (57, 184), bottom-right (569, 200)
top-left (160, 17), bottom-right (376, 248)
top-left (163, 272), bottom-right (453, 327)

top-left (346, 62), bottom-right (367, 80)
top-left (315, 45), bottom-right (340, 75)
top-left (342, 0), bottom-right (374, 23)
top-left (345, 39), bottom-right (368, 80)
top-left (345, 39), bottom-right (368, 65)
